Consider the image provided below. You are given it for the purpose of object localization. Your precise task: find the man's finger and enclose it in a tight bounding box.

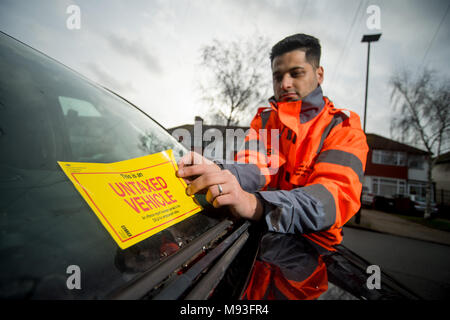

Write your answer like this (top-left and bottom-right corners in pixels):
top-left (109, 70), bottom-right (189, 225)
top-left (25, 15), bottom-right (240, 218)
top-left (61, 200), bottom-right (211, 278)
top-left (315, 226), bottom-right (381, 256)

top-left (212, 193), bottom-right (233, 208)
top-left (177, 164), bottom-right (208, 178)
top-left (178, 151), bottom-right (212, 167)
top-left (187, 172), bottom-right (228, 196)
top-left (205, 183), bottom-right (228, 204)
top-left (177, 151), bottom-right (195, 169)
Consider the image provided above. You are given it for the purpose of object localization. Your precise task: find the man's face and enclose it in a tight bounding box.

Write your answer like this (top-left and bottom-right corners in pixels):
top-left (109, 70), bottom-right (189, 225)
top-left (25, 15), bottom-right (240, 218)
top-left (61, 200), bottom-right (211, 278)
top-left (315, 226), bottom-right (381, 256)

top-left (272, 49), bottom-right (324, 102)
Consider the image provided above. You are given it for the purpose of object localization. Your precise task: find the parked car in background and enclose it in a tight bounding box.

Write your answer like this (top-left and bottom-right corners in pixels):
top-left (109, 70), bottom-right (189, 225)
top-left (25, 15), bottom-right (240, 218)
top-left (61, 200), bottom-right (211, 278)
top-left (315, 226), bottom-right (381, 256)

top-left (391, 194), bottom-right (415, 215)
top-left (410, 195), bottom-right (439, 216)
top-left (0, 31), bottom-right (419, 300)
top-left (373, 195), bottom-right (395, 212)
top-left (378, 194), bottom-right (439, 216)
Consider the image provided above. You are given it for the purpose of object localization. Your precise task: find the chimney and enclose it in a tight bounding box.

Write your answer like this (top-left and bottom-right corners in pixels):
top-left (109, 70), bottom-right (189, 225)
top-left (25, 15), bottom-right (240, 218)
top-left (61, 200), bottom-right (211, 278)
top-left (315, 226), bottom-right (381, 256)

top-left (193, 116), bottom-right (204, 155)
top-left (194, 116), bottom-right (203, 124)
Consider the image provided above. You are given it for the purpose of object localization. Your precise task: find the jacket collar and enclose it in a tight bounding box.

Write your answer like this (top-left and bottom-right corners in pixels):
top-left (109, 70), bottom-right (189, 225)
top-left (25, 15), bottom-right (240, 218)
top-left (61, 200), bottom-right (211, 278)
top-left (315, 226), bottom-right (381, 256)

top-left (268, 86), bottom-right (325, 124)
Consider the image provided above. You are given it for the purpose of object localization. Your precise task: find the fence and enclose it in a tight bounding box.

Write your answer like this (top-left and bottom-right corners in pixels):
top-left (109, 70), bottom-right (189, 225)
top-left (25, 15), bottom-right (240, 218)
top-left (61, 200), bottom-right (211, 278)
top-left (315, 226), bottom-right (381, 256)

top-left (436, 189), bottom-right (450, 206)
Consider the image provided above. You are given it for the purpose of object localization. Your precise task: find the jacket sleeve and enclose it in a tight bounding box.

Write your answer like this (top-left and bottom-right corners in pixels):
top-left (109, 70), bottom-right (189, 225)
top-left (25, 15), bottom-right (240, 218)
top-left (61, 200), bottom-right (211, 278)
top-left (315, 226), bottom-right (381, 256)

top-left (220, 108), bottom-right (285, 192)
top-left (256, 111), bottom-right (369, 235)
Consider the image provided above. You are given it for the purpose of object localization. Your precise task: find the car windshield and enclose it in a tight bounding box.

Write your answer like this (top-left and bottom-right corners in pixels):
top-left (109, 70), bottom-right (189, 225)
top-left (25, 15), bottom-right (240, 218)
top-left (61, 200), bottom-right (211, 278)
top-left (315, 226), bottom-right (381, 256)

top-left (0, 32), bottom-right (222, 299)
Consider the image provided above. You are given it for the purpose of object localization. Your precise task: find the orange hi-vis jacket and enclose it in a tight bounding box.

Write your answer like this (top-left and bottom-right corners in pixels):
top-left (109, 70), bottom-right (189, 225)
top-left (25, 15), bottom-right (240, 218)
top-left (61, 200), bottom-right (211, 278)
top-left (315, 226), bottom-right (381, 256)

top-left (224, 86), bottom-right (369, 252)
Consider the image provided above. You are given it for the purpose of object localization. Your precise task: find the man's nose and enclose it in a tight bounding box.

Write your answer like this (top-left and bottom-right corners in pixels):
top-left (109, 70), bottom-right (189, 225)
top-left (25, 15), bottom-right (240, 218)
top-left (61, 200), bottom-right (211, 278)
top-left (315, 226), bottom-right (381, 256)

top-left (281, 74), bottom-right (293, 90)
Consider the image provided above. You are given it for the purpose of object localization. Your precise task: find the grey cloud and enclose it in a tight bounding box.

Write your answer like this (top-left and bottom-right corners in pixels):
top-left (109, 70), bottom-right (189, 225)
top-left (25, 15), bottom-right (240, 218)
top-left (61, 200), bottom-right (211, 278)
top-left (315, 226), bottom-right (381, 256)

top-left (106, 33), bottom-right (162, 74)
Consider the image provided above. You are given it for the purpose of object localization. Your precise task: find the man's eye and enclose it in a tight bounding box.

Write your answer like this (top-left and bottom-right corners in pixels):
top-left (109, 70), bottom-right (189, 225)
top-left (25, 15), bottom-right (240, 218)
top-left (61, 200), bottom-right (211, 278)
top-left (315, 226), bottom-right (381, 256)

top-left (292, 72), bottom-right (303, 77)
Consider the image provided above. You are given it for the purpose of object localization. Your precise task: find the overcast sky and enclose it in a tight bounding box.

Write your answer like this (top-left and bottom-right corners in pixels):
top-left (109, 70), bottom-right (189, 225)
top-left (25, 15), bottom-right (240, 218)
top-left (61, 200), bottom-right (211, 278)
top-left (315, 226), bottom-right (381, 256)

top-left (1, 0), bottom-right (449, 142)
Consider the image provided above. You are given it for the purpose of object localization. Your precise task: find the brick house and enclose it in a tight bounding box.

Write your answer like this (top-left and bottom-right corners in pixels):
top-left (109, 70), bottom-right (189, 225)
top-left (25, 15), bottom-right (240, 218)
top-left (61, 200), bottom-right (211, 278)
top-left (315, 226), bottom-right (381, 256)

top-left (364, 133), bottom-right (432, 200)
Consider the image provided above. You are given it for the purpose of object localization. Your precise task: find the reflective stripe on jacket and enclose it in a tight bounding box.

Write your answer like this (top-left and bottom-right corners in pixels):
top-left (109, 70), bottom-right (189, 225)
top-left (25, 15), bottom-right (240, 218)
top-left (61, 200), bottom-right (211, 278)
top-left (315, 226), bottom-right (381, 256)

top-left (226, 86), bottom-right (369, 251)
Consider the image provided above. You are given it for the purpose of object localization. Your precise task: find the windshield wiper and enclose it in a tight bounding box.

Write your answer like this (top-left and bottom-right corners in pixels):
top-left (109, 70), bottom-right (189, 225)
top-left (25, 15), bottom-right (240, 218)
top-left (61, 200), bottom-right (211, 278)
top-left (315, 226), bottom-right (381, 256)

top-left (107, 219), bottom-right (233, 300)
top-left (153, 221), bottom-right (250, 299)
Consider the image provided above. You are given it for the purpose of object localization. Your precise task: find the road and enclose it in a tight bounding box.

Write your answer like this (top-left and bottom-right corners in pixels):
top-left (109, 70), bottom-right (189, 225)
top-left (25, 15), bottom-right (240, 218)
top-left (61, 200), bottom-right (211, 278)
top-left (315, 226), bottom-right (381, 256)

top-left (341, 226), bottom-right (450, 300)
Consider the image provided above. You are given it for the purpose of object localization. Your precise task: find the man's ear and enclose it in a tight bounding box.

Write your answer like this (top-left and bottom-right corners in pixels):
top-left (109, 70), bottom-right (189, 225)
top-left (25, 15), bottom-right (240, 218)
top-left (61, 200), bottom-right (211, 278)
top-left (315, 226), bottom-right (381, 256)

top-left (316, 66), bottom-right (324, 85)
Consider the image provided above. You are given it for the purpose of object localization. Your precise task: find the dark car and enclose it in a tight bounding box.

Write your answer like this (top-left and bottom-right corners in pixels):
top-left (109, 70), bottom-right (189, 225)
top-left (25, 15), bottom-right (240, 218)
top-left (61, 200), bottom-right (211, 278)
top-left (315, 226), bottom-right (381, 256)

top-left (0, 31), bottom-right (419, 300)
top-left (373, 195), bottom-right (395, 212)
top-left (410, 195), bottom-right (438, 216)
top-left (392, 194), bottom-right (415, 215)
top-left (390, 194), bottom-right (438, 216)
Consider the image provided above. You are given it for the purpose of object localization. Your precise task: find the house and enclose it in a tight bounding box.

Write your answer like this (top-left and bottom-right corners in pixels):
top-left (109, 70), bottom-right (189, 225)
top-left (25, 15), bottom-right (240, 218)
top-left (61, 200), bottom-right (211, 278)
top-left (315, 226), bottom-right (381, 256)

top-left (168, 118), bottom-right (433, 200)
top-left (364, 133), bottom-right (432, 200)
top-left (432, 151), bottom-right (450, 206)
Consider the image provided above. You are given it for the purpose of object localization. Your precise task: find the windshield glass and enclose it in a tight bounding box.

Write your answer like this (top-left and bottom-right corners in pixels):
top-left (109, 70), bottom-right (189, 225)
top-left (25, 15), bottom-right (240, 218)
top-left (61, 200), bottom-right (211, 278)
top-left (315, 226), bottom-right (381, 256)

top-left (0, 32), bottom-right (220, 299)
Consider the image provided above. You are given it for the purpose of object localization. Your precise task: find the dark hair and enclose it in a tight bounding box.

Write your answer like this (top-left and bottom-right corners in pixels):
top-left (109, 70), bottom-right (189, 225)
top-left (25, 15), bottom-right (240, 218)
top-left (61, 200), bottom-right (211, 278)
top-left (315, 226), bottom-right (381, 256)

top-left (270, 33), bottom-right (321, 68)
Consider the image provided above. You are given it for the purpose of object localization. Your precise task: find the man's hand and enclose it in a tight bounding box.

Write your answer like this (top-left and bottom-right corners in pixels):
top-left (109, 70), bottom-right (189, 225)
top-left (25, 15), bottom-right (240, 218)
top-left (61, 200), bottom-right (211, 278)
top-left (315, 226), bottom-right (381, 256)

top-left (177, 151), bottom-right (221, 186)
top-left (176, 152), bottom-right (263, 221)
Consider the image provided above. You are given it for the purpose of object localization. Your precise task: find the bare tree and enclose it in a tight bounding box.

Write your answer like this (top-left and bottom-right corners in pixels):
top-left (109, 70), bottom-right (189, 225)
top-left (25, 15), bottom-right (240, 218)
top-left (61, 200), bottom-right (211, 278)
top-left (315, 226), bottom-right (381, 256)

top-left (198, 35), bottom-right (271, 126)
top-left (390, 68), bottom-right (450, 218)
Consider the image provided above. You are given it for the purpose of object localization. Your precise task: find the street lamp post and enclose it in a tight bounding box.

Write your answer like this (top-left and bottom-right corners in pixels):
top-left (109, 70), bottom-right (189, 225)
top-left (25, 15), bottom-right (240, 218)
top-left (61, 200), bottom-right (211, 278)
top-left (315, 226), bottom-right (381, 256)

top-left (355, 33), bottom-right (381, 225)
top-left (361, 33), bottom-right (382, 132)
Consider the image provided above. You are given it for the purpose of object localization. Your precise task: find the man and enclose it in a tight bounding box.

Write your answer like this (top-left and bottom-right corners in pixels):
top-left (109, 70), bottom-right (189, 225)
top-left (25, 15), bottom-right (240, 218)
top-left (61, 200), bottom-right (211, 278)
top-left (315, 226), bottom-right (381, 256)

top-left (177, 33), bottom-right (368, 254)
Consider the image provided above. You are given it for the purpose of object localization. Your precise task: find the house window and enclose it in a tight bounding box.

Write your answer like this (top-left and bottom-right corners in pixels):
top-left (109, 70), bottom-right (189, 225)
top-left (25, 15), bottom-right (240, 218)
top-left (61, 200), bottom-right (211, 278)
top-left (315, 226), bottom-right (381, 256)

top-left (397, 152), bottom-right (406, 166)
top-left (408, 183), bottom-right (428, 199)
top-left (372, 177), bottom-right (406, 197)
top-left (408, 155), bottom-right (424, 169)
top-left (372, 150), bottom-right (406, 166)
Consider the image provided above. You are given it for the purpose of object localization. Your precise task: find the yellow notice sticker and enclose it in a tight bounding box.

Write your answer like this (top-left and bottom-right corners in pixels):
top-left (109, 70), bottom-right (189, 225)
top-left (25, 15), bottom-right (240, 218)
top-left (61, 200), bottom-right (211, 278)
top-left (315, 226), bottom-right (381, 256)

top-left (58, 150), bottom-right (202, 249)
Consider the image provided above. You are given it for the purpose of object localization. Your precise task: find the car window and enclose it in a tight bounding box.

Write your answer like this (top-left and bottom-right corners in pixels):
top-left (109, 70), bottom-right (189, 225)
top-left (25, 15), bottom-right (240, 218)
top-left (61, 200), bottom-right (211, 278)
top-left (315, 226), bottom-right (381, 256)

top-left (0, 32), bottom-right (221, 299)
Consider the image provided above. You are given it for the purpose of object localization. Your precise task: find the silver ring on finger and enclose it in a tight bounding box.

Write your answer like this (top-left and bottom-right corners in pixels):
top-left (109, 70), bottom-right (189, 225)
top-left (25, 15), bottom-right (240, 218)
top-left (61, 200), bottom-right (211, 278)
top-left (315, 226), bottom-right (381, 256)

top-left (217, 184), bottom-right (223, 195)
